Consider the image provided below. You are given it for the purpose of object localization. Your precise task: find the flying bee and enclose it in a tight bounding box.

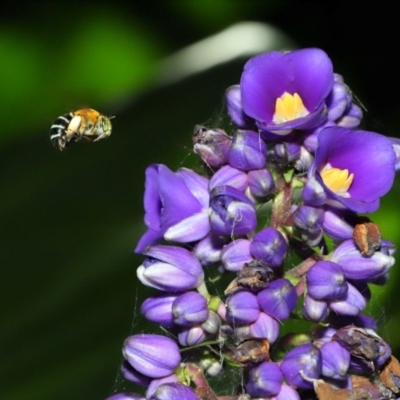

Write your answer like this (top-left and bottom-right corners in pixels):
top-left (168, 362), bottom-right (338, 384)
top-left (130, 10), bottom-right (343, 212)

top-left (49, 108), bottom-right (113, 151)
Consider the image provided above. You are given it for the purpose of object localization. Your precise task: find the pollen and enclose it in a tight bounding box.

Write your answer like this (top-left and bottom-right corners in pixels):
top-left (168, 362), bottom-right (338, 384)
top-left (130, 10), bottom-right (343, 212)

top-left (320, 167), bottom-right (354, 195)
top-left (272, 92), bottom-right (309, 124)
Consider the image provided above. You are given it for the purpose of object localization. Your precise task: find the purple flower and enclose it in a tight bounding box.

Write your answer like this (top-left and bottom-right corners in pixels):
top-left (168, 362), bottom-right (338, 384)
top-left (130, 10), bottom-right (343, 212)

top-left (137, 245), bottom-right (204, 291)
top-left (226, 290), bottom-right (260, 325)
top-left (249, 312), bottom-right (280, 343)
top-left (141, 293), bottom-right (179, 327)
top-left (306, 261), bottom-right (348, 300)
top-left (303, 127), bottom-right (396, 213)
top-left (135, 165), bottom-right (210, 253)
top-left (193, 233), bottom-right (227, 266)
top-left (280, 343), bottom-right (322, 389)
top-left (172, 291), bottom-right (208, 327)
top-left (178, 324), bottom-right (206, 346)
top-left (148, 383), bottom-right (198, 400)
top-left (145, 375), bottom-right (179, 400)
top-left (209, 164), bottom-right (248, 192)
top-left (220, 238), bottom-right (253, 272)
top-left (250, 227), bottom-right (288, 268)
top-left (257, 279), bottom-right (298, 321)
top-left (192, 125), bottom-right (232, 168)
top-left (331, 239), bottom-right (395, 281)
top-left (247, 168), bottom-right (275, 199)
top-left (328, 282), bottom-right (366, 316)
top-left (303, 295), bottom-right (328, 322)
top-left (238, 48), bottom-right (334, 136)
top-left (123, 334), bottom-right (181, 378)
top-left (293, 205), bottom-right (324, 246)
top-left (225, 84), bottom-right (255, 129)
top-left (209, 185), bottom-right (257, 235)
top-left (320, 341), bottom-right (350, 380)
top-left (228, 129), bottom-right (267, 171)
top-left (246, 362), bottom-right (283, 396)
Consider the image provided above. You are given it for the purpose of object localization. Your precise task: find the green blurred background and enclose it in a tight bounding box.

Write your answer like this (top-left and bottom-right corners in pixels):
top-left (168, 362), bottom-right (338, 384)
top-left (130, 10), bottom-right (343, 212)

top-left (1, 2), bottom-right (400, 399)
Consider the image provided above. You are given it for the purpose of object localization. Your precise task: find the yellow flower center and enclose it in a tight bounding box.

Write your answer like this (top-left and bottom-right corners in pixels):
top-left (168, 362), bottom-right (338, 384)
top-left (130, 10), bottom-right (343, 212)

top-left (272, 92), bottom-right (309, 124)
top-left (320, 166), bottom-right (354, 195)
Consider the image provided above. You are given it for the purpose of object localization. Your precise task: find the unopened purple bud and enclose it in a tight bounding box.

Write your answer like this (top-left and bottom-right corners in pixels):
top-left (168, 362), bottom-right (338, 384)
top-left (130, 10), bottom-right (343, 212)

top-left (149, 383), bottom-right (198, 400)
top-left (294, 146), bottom-right (314, 173)
top-left (249, 312), bottom-right (280, 343)
top-left (141, 294), bottom-right (179, 327)
top-left (123, 334), bottom-right (181, 378)
top-left (322, 209), bottom-right (355, 241)
top-left (201, 310), bottom-right (221, 335)
top-left (294, 205), bottom-right (324, 246)
top-left (209, 165), bottom-right (248, 192)
top-left (221, 238), bottom-right (253, 272)
top-left (228, 129), bottom-right (267, 171)
top-left (303, 295), bottom-right (328, 322)
top-left (209, 185), bottom-right (257, 235)
top-left (145, 375), bottom-right (179, 400)
top-left (193, 233), bottom-right (227, 266)
top-left (121, 360), bottom-right (151, 386)
top-left (178, 324), bottom-right (206, 346)
top-left (329, 282), bottom-right (366, 316)
top-left (247, 168), bottom-right (275, 199)
top-left (302, 176), bottom-right (328, 206)
top-left (336, 103), bottom-right (363, 128)
top-left (106, 394), bottom-right (144, 400)
top-left (320, 341), bottom-right (350, 380)
top-left (246, 361), bottom-right (283, 396)
top-left (331, 239), bottom-right (395, 281)
top-left (172, 291), bottom-right (208, 327)
top-left (226, 290), bottom-right (260, 325)
top-left (192, 125), bottom-right (232, 168)
top-left (306, 261), bottom-right (347, 300)
top-left (381, 239), bottom-right (396, 256)
top-left (138, 245), bottom-right (204, 292)
top-left (280, 343), bottom-right (322, 389)
top-left (274, 142), bottom-right (301, 164)
top-left (257, 279), bottom-right (298, 321)
top-left (225, 84), bottom-right (255, 128)
top-left (326, 77), bottom-right (352, 122)
top-left (250, 227), bottom-right (287, 267)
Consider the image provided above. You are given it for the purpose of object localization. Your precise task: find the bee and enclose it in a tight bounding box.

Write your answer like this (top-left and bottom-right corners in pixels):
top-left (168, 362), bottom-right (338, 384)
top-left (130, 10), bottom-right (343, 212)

top-left (49, 108), bottom-right (113, 151)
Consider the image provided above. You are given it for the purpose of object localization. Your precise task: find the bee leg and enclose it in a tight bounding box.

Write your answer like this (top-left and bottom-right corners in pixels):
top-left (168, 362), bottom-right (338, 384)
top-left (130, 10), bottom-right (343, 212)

top-left (93, 133), bottom-right (107, 142)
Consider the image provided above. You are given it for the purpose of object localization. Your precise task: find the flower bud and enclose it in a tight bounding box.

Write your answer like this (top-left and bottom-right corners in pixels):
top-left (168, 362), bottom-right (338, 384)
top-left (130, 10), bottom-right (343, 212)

top-left (294, 205), bottom-right (324, 246)
top-left (209, 185), bottom-right (257, 235)
top-left (247, 168), bottom-right (275, 199)
top-left (123, 334), bottom-right (181, 378)
top-left (246, 362), bottom-right (283, 396)
top-left (320, 341), bottom-right (350, 380)
top-left (303, 295), bottom-right (328, 322)
top-left (228, 129), bottom-right (267, 171)
top-left (192, 125), bottom-right (232, 168)
top-left (149, 383), bottom-right (198, 400)
top-left (326, 75), bottom-right (352, 122)
top-left (331, 239), bottom-right (395, 281)
top-left (306, 261), bottom-right (348, 300)
top-left (106, 394), bottom-right (144, 400)
top-left (221, 238), bottom-right (253, 272)
top-left (273, 142), bottom-right (301, 164)
top-left (336, 103), bottom-right (363, 128)
top-left (137, 245), bottom-right (204, 292)
top-left (257, 279), bottom-right (298, 321)
top-left (250, 227), bottom-right (287, 267)
top-left (145, 375), bottom-right (179, 400)
top-left (322, 209), bottom-right (355, 241)
top-left (178, 324), bottom-right (206, 346)
top-left (280, 343), bottom-right (322, 389)
top-left (209, 164), bottom-right (248, 192)
top-left (249, 312), bottom-right (280, 343)
top-left (193, 233), bottom-right (227, 266)
top-left (225, 84), bottom-right (255, 128)
top-left (172, 291), bottom-right (208, 327)
top-left (226, 290), bottom-right (260, 325)
top-left (141, 293), bottom-right (179, 327)
top-left (328, 282), bottom-right (366, 316)
top-left (121, 360), bottom-right (151, 386)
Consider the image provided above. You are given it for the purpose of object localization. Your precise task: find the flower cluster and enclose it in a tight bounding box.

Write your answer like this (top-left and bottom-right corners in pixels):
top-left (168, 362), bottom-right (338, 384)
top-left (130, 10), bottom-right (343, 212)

top-left (108, 48), bottom-right (400, 400)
